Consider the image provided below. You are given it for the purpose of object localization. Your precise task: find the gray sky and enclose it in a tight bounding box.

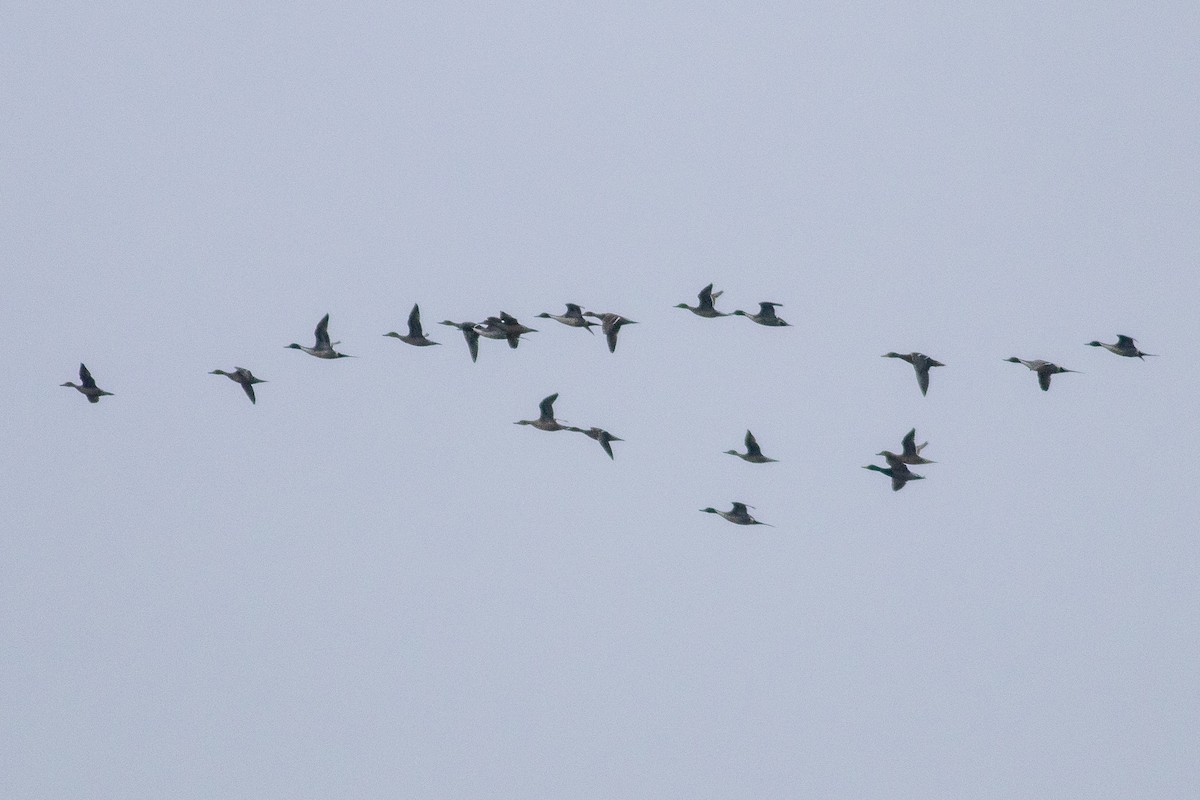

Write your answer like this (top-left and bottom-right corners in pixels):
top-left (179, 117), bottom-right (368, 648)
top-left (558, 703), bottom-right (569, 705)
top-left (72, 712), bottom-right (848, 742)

top-left (4, 2), bottom-right (1199, 797)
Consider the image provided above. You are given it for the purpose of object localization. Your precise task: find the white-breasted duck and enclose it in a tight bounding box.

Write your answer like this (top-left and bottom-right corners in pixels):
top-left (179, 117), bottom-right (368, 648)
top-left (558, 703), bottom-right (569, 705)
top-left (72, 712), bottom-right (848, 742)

top-left (286, 314), bottom-right (353, 359)
top-left (674, 283), bottom-right (727, 318)
top-left (1005, 357), bottom-right (1079, 391)
top-left (701, 501), bottom-right (773, 527)
top-left (567, 426), bottom-right (623, 459)
top-left (882, 352), bottom-right (944, 396)
top-left (61, 363), bottom-right (113, 403)
top-left (475, 312), bottom-right (537, 349)
top-left (439, 320), bottom-right (481, 362)
top-left (877, 428), bottom-right (934, 468)
top-left (583, 311), bottom-right (637, 353)
top-left (209, 367), bottom-right (266, 404)
top-left (724, 430), bottom-right (778, 463)
top-left (863, 463), bottom-right (925, 492)
top-left (515, 393), bottom-right (570, 431)
top-left (536, 303), bottom-right (596, 333)
top-left (384, 304), bottom-right (440, 347)
top-left (732, 302), bottom-right (789, 327)
top-left (1086, 335), bottom-right (1156, 360)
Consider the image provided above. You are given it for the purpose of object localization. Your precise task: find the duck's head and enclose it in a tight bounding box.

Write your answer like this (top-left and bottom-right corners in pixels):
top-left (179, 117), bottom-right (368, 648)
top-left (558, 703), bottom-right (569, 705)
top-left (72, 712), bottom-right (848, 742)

top-left (208, 369), bottom-right (227, 376)
top-left (881, 352), bottom-right (901, 358)
top-left (60, 381), bottom-right (76, 388)
top-left (285, 343), bottom-right (302, 350)
top-left (673, 303), bottom-right (691, 309)
top-left (700, 507), bottom-right (718, 514)
top-left (1085, 341), bottom-right (1102, 347)
top-left (862, 464), bottom-right (886, 473)
top-left (1003, 357), bottom-right (1022, 363)
top-left (731, 310), bottom-right (747, 316)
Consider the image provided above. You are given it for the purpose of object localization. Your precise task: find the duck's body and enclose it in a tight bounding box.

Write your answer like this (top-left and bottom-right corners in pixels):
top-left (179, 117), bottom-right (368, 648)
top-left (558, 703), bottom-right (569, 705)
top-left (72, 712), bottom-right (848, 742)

top-left (1086, 335), bottom-right (1156, 360)
top-left (583, 311), bottom-right (637, 353)
top-left (675, 283), bottom-right (727, 318)
top-left (882, 351), bottom-right (944, 396)
top-left (537, 303), bottom-right (596, 332)
top-left (567, 426), bottom-right (623, 459)
top-left (724, 430), bottom-right (778, 463)
top-left (879, 428), bottom-right (935, 465)
top-left (61, 363), bottom-right (113, 403)
top-left (384, 304), bottom-right (439, 347)
top-left (1005, 357), bottom-right (1078, 391)
top-left (701, 501), bottom-right (772, 527)
top-left (439, 321), bottom-right (481, 362)
top-left (287, 314), bottom-right (352, 358)
top-left (475, 312), bottom-right (536, 349)
top-left (733, 302), bottom-right (789, 327)
top-left (515, 393), bottom-right (569, 431)
top-left (863, 463), bottom-right (925, 492)
top-left (209, 367), bottom-right (266, 404)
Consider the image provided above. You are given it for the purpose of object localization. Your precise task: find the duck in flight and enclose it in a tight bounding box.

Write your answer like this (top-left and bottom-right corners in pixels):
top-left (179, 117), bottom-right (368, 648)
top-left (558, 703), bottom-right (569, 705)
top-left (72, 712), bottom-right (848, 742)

top-left (566, 426), bottom-right (624, 459)
top-left (701, 501), bottom-right (773, 527)
top-left (514, 393), bottom-right (570, 431)
top-left (61, 363), bottom-right (113, 403)
top-left (583, 311), bottom-right (637, 353)
top-left (675, 283), bottom-right (727, 318)
top-left (882, 351), bottom-right (944, 396)
top-left (732, 302), bottom-right (789, 327)
top-left (286, 314), bottom-right (353, 358)
top-left (863, 463), bottom-right (925, 492)
top-left (724, 430), bottom-right (778, 463)
top-left (1086, 335), bottom-right (1156, 360)
top-left (439, 320), bottom-right (481, 362)
top-left (475, 312), bottom-right (537, 349)
top-left (877, 428), bottom-right (935, 466)
top-left (384, 304), bottom-right (440, 347)
top-left (1005, 357), bottom-right (1079, 391)
top-left (536, 303), bottom-right (597, 332)
top-left (209, 367), bottom-right (266, 404)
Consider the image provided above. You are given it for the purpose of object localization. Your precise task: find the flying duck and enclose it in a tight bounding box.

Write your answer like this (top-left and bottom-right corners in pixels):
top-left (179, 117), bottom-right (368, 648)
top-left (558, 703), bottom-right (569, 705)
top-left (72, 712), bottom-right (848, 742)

top-left (863, 463), bottom-right (925, 492)
top-left (61, 363), bottom-right (113, 403)
top-left (1005, 357), bottom-right (1079, 391)
top-left (209, 367), bottom-right (266, 404)
top-left (536, 304), bottom-right (597, 332)
top-left (476, 312), bottom-right (537, 349)
top-left (1086, 335), bottom-right (1156, 360)
top-left (724, 430), bottom-right (778, 463)
top-left (732, 302), bottom-right (789, 327)
top-left (439, 320), bottom-right (481, 362)
top-left (700, 501), bottom-right (773, 526)
top-left (514, 393), bottom-right (570, 431)
top-left (286, 314), bottom-right (353, 358)
top-left (674, 283), bottom-right (727, 318)
top-left (384, 304), bottom-right (440, 347)
top-left (567, 426), bottom-right (624, 459)
top-left (882, 351), bottom-right (945, 396)
top-left (583, 311), bottom-right (637, 353)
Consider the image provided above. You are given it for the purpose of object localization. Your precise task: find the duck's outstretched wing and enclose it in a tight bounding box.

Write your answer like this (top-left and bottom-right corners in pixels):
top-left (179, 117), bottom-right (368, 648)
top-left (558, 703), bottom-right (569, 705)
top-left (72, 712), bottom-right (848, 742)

top-left (315, 314), bottom-right (332, 348)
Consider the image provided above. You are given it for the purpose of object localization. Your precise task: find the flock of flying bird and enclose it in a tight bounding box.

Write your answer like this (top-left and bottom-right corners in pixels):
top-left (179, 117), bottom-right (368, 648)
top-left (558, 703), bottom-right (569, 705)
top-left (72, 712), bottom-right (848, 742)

top-left (60, 283), bottom-right (1156, 528)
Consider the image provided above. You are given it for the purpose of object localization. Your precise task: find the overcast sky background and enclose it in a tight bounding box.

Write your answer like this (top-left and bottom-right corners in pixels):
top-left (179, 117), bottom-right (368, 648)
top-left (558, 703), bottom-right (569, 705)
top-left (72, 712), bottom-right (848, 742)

top-left (4, 2), bottom-right (1199, 797)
